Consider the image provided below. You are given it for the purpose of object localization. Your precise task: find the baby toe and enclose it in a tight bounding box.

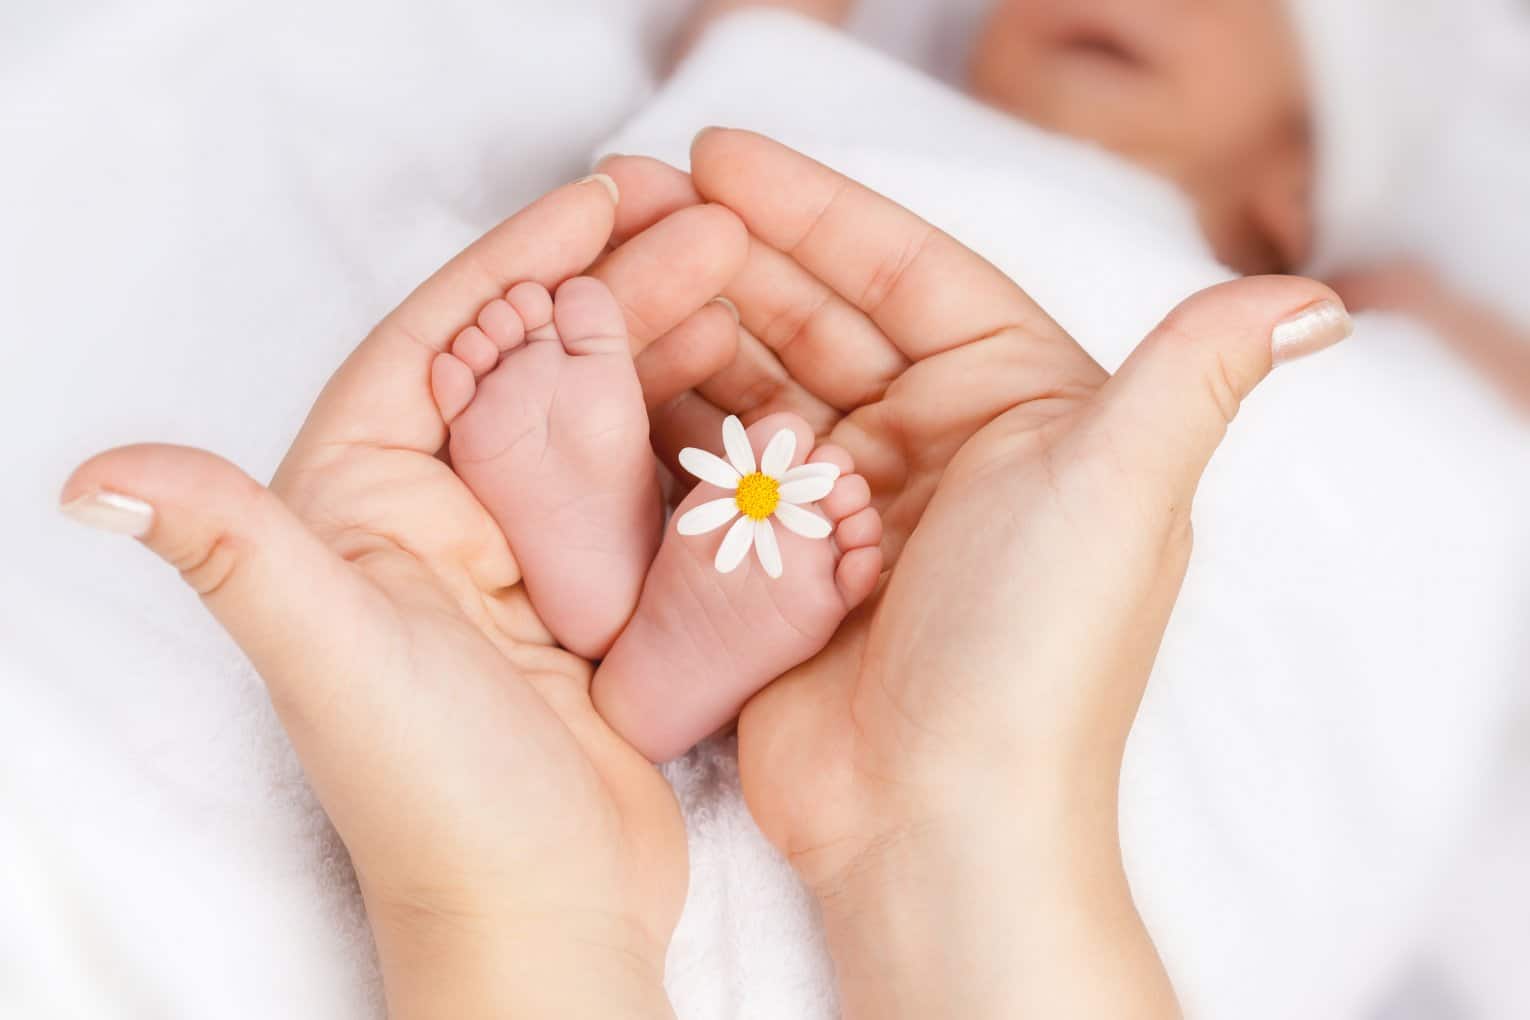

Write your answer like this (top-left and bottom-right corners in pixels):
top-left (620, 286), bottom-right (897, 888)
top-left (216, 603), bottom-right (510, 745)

top-left (835, 546), bottom-right (883, 609)
top-left (452, 325), bottom-right (500, 376)
top-left (508, 282), bottom-right (557, 341)
top-left (743, 412), bottom-right (817, 473)
top-left (476, 299), bottom-right (525, 352)
top-left (834, 505), bottom-right (882, 551)
top-left (431, 352), bottom-right (477, 425)
top-left (805, 443), bottom-right (854, 476)
top-left (553, 276), bottom-right (630, 356)
top-left (820, 473), bottom-right (871, 521)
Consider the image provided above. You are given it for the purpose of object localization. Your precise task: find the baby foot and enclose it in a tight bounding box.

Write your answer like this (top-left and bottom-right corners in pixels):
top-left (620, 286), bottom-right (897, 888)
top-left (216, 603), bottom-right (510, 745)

top-left (592, 413), bottom-right (884, 762)
top-left (433, 277), bottom-right (661, 659)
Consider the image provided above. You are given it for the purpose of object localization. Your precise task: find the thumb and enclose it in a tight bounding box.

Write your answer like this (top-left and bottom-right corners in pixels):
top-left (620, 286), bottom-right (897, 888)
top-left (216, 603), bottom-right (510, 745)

top-left (1094, 276), bottom-right (1352, 498)
top-left (59, 444), bottom-right (376, 728)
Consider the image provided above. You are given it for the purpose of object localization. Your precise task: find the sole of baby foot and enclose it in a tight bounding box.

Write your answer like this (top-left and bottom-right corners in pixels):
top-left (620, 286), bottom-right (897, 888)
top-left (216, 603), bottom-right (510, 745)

top-left (591, 412), bottom-right (884, 763)
top-left (434, 276), bottom-right (662, 659)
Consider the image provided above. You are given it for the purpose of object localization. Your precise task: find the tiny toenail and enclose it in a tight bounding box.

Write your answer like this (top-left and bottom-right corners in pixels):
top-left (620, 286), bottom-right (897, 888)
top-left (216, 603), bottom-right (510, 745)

top-left (576, 173), bottom-right (620, 205)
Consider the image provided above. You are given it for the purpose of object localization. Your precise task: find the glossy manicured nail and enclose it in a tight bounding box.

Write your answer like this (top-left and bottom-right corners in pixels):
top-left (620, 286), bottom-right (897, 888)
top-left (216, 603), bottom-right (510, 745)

top-left (576, 173), bottom-right (620, 205)
top-left (1272, 299), bottom-right (1353, 366)
top-left (60, 490), bottom-right (155, 538)
top-left (710, 296), bottom-right (740, 324)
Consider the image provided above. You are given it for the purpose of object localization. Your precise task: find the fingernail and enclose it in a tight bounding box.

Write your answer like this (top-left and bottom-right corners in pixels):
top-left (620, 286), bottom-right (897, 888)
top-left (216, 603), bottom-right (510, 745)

top-left (590, 152), bottom-right (623, 172)
top-left (576, 173), bottom-right (620, 205)
top-left (710, 295), bottom-right (740, 324)
top-left (693, 125), bottom-right (723, 149)
top-left (1272, 300), bottom-right (1353, 366)
top-left (60, 490), bottom-right (155, 538)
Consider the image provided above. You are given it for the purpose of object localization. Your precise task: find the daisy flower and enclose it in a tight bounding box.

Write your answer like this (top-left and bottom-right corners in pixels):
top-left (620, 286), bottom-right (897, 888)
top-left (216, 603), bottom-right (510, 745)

top-left (676, 415), bottom-right (840, 580)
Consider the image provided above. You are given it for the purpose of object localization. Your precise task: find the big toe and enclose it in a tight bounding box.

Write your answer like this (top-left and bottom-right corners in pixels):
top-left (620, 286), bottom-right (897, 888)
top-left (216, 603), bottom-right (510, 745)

top-left (554, 276), bottom-right (630, 356)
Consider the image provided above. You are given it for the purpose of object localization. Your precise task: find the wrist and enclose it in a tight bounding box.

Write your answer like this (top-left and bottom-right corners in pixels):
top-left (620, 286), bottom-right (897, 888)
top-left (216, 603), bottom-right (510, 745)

top-left (369, 900), bottom-right (674, 1020)
top-left (815, 772), bottom-right (1177, 1020)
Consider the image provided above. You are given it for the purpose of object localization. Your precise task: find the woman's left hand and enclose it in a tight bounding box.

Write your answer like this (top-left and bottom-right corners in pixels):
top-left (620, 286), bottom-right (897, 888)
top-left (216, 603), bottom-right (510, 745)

top-left (61, 176), bottom-right (748, 1017)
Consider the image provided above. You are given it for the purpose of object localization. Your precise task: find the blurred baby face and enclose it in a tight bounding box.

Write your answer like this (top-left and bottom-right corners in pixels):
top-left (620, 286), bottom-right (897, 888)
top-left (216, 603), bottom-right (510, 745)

top-left (970, 0), bottom-right (1312, 275)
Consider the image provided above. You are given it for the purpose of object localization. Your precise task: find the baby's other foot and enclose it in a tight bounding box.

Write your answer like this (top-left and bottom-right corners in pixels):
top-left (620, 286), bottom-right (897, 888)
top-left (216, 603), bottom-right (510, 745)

top-left (433, 277), bottom-right (661, 659)
top-left (592, 413), bottom-right (883, 762)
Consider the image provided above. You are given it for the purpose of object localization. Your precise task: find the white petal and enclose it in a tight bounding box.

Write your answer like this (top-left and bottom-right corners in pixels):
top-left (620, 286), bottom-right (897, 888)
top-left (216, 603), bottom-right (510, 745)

top-left (722, 415), bottom-right (756, 477)
top-left (714, 515), bottom-right (755, 574)
top-left (772, 501), bottom-right (833, 539)
top-left (754, 519), bottom-right (783, 579)
top-left (759, 429), bottom-right (797, 479)
top-left (780, 462), bottom-right (841, 485)
top-left (777, 476), bottom-right (836, 505)
top-left (679, 447), bottom-right (741, 490)
top-left (677, 498), bottom-right (740, 536)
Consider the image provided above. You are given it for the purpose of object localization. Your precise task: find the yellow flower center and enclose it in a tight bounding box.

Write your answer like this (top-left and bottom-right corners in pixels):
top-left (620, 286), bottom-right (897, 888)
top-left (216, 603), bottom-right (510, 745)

top-left (734, 472), bottom-right (780, 521)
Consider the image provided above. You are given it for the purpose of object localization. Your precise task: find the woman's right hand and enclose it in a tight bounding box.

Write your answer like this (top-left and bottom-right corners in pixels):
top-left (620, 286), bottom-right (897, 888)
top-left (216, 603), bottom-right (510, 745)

top-left (60, 175), bottom-right (749, 1019)
top-left (609, 131), bottom-right (1352, 1019)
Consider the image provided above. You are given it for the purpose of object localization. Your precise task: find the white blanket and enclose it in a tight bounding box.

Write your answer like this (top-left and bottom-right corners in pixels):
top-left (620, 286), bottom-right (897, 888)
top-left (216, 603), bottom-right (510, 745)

top-left (4, 4), bottom-right (1528, 1019)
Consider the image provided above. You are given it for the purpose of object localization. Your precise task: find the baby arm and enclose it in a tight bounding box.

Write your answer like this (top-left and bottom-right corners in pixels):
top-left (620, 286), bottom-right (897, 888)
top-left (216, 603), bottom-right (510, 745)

top-left (1332, 263), bottom-right (1530, 413)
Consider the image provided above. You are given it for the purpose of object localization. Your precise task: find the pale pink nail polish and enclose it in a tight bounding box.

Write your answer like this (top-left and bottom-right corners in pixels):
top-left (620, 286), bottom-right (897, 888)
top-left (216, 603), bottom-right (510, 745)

top-left (60, 490), bottom-right (155, 538)
top-left (1272, 300), bottom-right (1353, 366)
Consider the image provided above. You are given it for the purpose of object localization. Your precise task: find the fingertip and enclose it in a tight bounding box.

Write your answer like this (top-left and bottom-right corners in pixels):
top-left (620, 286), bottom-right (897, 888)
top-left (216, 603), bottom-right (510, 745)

top-left (600, 154), bottom-right (704, 245)
top-left (1100, 274), bottom-right (1354, 502)
top-left (1271, 298), bottom-right (1354, 367)
top-left (576, 172), bottom-right (620, 205)
top-left (711, 295), bottom-right (740, 325)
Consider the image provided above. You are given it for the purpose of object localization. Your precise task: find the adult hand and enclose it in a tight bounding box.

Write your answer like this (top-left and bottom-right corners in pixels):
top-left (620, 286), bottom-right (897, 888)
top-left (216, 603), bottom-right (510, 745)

top-left (60, 176), bottom-right (748, 1018)
top-left (604, 132), bottom-right (1352, 1018)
